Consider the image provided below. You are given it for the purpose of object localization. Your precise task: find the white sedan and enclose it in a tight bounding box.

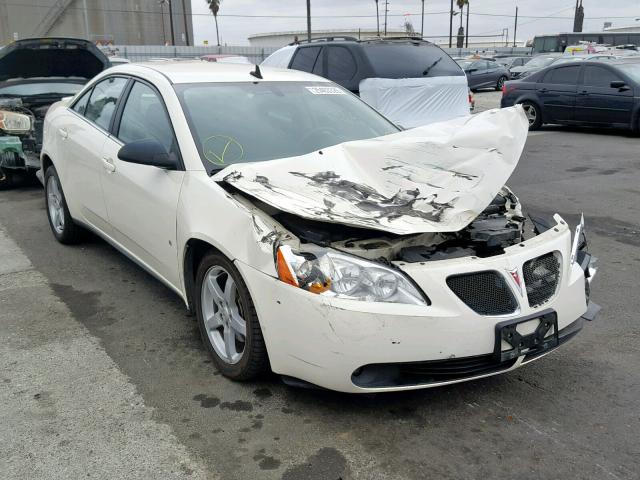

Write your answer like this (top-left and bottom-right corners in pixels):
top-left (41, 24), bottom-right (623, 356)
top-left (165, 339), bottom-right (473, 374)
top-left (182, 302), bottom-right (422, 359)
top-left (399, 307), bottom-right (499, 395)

top-left (40, 62), bottom-right (598, 393)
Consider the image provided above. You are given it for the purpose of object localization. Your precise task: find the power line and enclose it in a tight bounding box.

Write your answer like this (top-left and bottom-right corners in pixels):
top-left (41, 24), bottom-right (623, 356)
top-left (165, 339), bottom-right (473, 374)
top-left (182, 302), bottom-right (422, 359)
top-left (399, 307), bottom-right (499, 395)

top-left (1, 2), bottom-right (638, 21)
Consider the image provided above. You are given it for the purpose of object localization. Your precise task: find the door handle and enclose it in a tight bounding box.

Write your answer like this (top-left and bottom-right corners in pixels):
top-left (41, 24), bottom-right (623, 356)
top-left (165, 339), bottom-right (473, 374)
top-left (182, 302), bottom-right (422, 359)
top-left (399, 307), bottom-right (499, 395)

top-left (102, 156), bottom-right (116, 173)
top-left (578, 90), bottom-right (588, 95)
top-left (539, 88), bottom-right (548, 93)
top-left (58, 128), bottom-right (68, 139)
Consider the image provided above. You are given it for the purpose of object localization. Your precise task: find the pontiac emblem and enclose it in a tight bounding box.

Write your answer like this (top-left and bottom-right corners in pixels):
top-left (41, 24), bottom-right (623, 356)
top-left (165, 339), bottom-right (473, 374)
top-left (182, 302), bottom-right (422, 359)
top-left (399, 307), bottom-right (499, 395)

top-left (507, 268), bottom-right (524, 296)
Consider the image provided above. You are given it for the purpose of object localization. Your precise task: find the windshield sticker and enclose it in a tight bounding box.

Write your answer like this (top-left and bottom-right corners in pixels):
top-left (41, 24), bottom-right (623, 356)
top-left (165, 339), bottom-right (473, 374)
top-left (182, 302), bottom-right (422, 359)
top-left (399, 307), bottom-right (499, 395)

top-left (305, 86), bottom-right (346, 95)
top-left (203, 135), bottom-right (244, 166)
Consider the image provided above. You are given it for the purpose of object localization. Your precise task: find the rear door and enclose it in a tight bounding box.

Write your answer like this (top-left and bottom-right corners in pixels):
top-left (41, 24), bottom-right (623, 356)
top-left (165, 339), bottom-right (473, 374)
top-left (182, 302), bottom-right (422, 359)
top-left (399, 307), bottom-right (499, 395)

top-left (574, 64), bottom-right (634, 126)
top-left (467, 61), bottom-right (488, 89)
top-left (100, 80), bottom-right (184, 287)
top-left (537, 65), bottom-right (581, 123)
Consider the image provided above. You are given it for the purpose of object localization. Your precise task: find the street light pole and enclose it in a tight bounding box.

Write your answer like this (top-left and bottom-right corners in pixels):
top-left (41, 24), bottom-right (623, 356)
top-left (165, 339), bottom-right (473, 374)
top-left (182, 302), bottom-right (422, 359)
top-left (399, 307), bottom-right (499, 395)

top-left (465, 2), bottom-right (469, 48)
top-left (448, 0), bottom-right (453, 47)
top-left (181, 0), bottom-right (190, 46)
top-left (167, 0), bottom-right (175, 45)
top-left (376, 0), bottom-right (380, 36)
top-left (384, 0), bottom-right (388, 36)
top-left (421, 0), bottom-right (425, 38)
top-left (513, 6), bottom-right (518, 47)
top-left (306, 0), bottom-right (311, 42)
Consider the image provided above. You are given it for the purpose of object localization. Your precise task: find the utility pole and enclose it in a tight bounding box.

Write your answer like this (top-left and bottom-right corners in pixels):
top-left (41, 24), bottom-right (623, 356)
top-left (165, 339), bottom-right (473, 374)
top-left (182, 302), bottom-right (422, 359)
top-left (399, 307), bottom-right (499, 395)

top-left (376, 0), bottom-right (380, 36)
top-left (421, 0), bottom-right (425, 38)
top-left (306, 0), bottom-right (311, 41)
top-left (465, 2), bottom-right (469, 48)
top-left (513, 6), bottom-right (518, 47)
top-left (448, 0), bottom-right (453, 47)
top-left (573, 0), bottom-right (584, 32)
top-left (160, 1), bottom-right (166, 44)
top-left (181, 0), bottom-right (190, 46)
top-left (167, 0), bottom-right (175, 45)
top-left (384, 0), bottom-right (388, 36)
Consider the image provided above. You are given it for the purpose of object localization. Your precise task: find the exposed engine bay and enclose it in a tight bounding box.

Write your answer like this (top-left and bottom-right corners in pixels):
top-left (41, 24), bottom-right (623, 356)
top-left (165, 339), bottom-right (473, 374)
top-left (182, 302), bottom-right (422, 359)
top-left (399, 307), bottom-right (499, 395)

top-left (0, 97), bottom-right (44, 171)
top-left (239, 186), bottom-right (526, 264)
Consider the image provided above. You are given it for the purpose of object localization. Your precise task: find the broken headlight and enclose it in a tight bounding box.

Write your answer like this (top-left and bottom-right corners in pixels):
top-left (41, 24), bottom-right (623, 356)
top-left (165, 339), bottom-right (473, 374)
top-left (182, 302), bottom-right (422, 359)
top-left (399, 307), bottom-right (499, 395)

top-left (276, 245), bottom-right (427, 305)
top-left (0, 110), bottom-right (32, 134)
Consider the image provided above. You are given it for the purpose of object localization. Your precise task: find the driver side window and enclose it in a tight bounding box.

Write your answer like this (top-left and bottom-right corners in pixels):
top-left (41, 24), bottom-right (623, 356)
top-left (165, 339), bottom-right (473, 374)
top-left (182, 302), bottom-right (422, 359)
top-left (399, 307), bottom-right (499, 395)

top-left (117, 81), bottom-right (177, 157)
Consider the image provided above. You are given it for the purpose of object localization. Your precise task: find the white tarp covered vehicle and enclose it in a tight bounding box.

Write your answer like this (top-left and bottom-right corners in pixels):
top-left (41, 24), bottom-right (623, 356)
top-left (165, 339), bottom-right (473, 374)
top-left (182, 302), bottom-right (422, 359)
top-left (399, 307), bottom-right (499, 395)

top-left (40, 62), bottom-right (599, 393)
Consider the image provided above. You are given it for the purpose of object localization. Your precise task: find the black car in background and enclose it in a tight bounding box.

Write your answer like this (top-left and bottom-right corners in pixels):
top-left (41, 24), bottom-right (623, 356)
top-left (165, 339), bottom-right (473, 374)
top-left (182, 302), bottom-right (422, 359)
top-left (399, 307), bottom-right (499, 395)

top-left (501, 59), bottom-right (640, 132)
top-left (456, 59), bottom-right (510, 91)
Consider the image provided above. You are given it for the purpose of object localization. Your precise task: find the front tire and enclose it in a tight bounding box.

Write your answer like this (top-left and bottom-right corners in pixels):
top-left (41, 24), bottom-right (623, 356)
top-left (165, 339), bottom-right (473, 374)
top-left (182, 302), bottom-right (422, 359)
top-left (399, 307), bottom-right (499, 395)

top-left (519, 101), bottom-right (542, 130)
top-left (496, 75), bottom-right (508, 91)
top-left (195, 252), bottom-right (268, 380)
top-left (44, 166), bottom-right (82, 244)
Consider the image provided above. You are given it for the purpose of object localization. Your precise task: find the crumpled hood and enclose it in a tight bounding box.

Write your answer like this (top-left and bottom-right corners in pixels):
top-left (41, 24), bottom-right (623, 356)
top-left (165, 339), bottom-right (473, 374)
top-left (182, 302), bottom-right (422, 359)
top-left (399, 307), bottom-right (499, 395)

top-left (214, 106), bottom-right (529, 235)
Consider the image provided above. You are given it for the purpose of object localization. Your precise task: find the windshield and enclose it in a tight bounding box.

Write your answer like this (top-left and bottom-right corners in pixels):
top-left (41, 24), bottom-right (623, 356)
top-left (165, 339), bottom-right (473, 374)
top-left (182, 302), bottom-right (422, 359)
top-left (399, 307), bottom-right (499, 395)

top-left (456, 60), bottom-right (474, 69)
top-left (175, 82), bottom-right (399, 173)
top-left (526, 56), bottom-right (558, 69)
top-left (618, 63), bottom-right (640, 83)
top-left (363, 43), bottom-right (463, 78)
top-left (0, 81), bottom-right (83, 97)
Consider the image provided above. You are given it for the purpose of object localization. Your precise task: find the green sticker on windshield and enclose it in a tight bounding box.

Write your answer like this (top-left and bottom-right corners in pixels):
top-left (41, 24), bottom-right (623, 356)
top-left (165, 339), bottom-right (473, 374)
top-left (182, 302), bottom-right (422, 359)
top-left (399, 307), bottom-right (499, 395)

top-left (202, 135), bottom-right (244, 165)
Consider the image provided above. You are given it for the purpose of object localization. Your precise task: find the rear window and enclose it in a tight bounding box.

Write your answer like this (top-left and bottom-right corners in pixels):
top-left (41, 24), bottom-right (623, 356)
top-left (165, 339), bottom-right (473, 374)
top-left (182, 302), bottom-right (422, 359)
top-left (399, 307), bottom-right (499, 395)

top-left (363, 43), bottom-right (463, 78)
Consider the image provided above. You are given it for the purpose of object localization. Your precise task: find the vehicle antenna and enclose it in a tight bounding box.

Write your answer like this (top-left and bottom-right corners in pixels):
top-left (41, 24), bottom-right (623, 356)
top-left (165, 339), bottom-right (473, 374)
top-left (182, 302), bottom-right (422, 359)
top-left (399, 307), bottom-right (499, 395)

top-left (250, 64), bottom-right (263, 79)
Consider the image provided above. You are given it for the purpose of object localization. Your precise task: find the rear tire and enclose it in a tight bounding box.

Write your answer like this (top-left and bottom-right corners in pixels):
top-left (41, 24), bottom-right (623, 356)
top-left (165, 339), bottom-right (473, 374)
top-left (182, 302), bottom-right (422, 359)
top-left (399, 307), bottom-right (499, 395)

top-left (44, 165), bottom-right (82, 244)
top-left (496, 75), bottom-right (508, 91)
top-left (195, 251), bottom-right (268, 381)
top-left (519, 101), bottom-right (542, 131)
top-left (0, 168), bottom-right (15, 190)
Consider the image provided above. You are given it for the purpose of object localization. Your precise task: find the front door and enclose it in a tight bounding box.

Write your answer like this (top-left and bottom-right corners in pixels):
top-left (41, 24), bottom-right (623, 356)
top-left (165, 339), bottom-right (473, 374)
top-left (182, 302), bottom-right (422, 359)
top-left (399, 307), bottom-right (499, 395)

top-left (63, 76), bottom-right (128, 231)
top-left (100, 80), bottom-right (184, 287)
top-left (574, 65), bottom-right (634, 126)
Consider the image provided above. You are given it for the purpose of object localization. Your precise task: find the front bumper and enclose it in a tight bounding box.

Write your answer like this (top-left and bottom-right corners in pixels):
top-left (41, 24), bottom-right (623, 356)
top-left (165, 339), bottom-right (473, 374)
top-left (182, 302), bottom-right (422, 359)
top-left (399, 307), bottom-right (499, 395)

top-left (237, 215), bottom-right (595, 393)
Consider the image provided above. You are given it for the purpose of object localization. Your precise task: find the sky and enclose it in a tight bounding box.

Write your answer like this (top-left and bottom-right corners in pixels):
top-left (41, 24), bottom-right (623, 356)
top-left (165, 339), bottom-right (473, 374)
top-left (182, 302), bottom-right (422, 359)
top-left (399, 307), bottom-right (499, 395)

top-left (190, 0), bottom-right (640, 46)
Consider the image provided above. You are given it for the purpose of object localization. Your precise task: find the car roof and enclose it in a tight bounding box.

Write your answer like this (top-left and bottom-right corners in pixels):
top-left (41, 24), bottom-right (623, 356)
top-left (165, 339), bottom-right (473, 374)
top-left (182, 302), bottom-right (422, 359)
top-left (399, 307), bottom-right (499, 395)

top-left (106, 61), bottom-right (329, 84)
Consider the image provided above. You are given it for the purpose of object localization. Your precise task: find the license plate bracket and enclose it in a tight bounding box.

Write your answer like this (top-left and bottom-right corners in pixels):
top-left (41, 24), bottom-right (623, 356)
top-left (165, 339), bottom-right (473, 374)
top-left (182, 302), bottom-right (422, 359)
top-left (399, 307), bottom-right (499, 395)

top-left (494, 311), bottom-right (558, 363)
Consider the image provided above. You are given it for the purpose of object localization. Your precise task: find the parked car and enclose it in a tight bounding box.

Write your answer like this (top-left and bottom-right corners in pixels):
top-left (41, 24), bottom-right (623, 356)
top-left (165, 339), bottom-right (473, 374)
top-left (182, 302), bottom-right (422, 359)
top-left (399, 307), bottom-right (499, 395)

top-left (262, 37), bottom-right (469, 128)
top-left (108, 56), bottom-right (131, 66)
top-left (550, 53), bottom-right (617, 66)
top-left (456, 59), bottom-right (510, 91)
top-left (501, 59), bottom-right (640, 131)
top-left (40, 62), bottom-right (598, 393)
top-left (200, 54), bottom-right (251, 64)
top-left (496, 56), bottom-right (532, 69)
top-left (0, 37), bottom-right (109, 189)
top-left (510, 54), bottom-right (561, 79)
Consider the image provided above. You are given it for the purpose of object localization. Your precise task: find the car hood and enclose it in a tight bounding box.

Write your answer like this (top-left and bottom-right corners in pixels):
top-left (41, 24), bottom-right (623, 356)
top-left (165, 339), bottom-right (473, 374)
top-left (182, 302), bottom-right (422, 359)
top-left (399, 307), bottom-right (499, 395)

top-left (214, 106), bottom-right (529, 235)
top-left (0, 37), bottom-right (109, 82)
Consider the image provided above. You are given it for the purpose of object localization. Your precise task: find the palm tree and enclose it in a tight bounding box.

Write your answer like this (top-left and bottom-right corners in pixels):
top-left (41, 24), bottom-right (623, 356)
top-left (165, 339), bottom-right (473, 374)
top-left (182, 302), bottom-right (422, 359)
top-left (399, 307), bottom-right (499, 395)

top-left (456, 0), bottom-right (468, 29)
top-left (206, 0), bottom-right (222, 46)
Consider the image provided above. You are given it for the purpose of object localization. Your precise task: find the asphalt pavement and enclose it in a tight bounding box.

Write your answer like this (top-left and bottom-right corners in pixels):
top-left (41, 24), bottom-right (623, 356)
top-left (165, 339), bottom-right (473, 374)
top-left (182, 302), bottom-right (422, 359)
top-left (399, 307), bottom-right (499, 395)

top-left (1, 116), bottom-right (639, 479)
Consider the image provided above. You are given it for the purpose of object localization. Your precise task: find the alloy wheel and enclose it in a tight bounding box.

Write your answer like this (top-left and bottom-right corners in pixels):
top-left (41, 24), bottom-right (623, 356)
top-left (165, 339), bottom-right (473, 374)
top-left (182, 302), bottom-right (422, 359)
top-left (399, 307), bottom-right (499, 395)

top-left (200, 265), bottom-right (247, 364)
top-left (522, 104), bottom-right (537, 126)
top-left (47, 174), bottom-right (65, 234)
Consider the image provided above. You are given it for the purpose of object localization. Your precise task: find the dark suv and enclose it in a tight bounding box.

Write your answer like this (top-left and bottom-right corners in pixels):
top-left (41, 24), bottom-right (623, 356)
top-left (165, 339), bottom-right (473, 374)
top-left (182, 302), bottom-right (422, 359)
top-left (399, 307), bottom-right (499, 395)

top-left (263, 37), bottom-right (464, 94)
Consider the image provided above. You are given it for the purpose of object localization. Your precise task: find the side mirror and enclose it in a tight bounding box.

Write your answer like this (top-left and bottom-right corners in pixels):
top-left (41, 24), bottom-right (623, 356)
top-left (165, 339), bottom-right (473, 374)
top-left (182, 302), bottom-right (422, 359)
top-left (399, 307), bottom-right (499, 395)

top-left (117, 139), bottom-right (178, 170)
top-left (610, 80), bottom-right (629, 91)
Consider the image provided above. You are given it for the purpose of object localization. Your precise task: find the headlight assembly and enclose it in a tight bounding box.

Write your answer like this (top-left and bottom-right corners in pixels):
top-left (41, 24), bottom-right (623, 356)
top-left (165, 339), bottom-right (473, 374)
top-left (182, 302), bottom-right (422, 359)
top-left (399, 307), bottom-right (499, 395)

top-left (276, 245), bottom-right (428, 305)
top-left (0, 110), bottom-right (32, 134)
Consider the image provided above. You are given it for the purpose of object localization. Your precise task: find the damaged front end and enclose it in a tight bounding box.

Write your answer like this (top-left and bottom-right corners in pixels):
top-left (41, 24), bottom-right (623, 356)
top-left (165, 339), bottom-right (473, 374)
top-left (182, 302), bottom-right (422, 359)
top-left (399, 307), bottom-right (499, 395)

top-left (0, 99), bottom-right (36, 188)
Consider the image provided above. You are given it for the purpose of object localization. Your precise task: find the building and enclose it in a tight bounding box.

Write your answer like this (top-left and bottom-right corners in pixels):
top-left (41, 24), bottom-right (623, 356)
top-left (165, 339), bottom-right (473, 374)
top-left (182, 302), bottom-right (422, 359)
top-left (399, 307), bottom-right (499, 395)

top-left (0, 0), bottom-right (194, 46)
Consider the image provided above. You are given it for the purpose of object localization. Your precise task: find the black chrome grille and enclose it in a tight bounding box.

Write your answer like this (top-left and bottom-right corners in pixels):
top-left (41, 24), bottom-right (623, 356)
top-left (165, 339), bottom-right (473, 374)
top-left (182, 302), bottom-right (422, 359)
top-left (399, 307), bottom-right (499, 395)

top-left (447, 271), bottom-right (518, 315)
top-left (351, 354), bottom-right (518, 387)
top-left (523, 252), bottom-right (560, 308)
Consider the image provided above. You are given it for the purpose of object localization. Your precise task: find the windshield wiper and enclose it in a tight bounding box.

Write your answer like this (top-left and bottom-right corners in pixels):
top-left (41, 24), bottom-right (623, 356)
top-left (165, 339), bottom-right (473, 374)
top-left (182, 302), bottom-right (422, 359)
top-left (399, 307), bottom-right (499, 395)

top-left (422, 57), bottom-right (442, 76)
